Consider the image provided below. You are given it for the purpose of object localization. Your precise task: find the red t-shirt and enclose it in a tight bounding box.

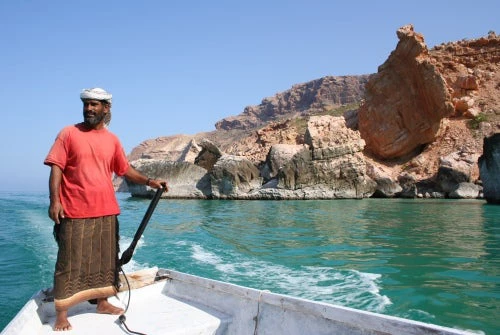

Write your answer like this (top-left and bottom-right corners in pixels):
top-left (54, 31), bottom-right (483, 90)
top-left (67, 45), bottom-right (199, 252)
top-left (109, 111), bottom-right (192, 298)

top-left (44, 123), bottom-right (130, 218)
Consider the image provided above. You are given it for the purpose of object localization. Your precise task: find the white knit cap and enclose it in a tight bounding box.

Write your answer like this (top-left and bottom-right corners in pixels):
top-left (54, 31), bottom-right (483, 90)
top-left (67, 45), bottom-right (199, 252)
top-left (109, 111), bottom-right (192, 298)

top-left (80, 87), bottom-right (112, 104)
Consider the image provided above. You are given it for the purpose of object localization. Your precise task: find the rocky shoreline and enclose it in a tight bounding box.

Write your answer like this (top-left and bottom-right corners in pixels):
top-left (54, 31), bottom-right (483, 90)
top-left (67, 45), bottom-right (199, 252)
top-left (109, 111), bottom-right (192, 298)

top-left (117, 25), bottom-right (500, 203)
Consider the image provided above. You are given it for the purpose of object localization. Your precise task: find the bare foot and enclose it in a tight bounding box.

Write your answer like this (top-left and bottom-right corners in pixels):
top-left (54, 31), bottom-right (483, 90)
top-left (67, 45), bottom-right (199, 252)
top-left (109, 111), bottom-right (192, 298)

top-left (96, 298), bottom-right (124, 315)
top-left (54, 310), bottom-right (72, 331)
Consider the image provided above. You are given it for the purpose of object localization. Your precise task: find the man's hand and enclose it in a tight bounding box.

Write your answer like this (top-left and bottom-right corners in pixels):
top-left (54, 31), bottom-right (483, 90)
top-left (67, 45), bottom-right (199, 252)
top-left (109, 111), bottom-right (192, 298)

top-left (48, 164), bottom-right (64, 224)
top-left (149, 179), bottom-right (169, 192)
top-left (48, 201), bottom-right (65, 224)
top-left (123, 166), bottom-right (169, 192)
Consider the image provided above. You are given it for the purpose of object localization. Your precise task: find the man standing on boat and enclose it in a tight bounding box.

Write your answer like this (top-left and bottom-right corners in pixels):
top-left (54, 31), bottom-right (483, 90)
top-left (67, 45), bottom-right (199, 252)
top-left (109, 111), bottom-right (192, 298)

top-left (44, 87), bottom-right (168, 331)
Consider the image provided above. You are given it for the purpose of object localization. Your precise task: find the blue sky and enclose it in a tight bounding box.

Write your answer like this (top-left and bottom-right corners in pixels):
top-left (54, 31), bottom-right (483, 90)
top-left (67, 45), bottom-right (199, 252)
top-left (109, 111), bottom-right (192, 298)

top-left (1, 0), bottom-right (498, 191)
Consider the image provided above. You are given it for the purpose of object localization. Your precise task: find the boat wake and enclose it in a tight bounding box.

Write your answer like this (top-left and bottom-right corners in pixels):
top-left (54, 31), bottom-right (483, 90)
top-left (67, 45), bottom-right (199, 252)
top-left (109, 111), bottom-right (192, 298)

top-left (189, 243), bottom-right (392, 313)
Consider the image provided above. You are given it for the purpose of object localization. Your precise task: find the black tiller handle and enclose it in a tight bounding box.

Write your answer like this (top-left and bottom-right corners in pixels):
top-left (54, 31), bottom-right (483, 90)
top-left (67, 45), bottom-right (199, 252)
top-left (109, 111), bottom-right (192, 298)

top-left (119, 184), bottom-right (166, 266)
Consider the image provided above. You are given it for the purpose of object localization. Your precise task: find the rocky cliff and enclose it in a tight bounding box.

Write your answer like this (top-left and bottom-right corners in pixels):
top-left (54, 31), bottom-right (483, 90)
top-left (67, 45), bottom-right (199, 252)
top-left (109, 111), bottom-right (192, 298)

top-left (215, 75), bottom-right (370, 130)
top-left (118, 25), bottom-right (500, 200)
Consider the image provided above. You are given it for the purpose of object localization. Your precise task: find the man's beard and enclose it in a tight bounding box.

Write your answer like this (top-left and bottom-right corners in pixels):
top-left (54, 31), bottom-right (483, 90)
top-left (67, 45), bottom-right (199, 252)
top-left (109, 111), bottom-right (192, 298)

top-left (83, 112), bottom-right (105, 128)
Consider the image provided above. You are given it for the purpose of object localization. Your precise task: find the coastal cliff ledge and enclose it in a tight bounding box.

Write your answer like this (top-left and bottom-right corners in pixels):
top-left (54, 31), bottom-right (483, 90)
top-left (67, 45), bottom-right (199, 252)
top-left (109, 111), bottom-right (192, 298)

top-left (116, 25), bottom-right (500, 201)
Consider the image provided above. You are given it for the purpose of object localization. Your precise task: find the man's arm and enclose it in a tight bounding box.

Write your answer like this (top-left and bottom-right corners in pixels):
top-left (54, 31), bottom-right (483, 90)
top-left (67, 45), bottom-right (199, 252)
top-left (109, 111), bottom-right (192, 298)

top-left (123, 166), bottom-right (169, 191)
top-left (48, 164), bottom-right (65, 224)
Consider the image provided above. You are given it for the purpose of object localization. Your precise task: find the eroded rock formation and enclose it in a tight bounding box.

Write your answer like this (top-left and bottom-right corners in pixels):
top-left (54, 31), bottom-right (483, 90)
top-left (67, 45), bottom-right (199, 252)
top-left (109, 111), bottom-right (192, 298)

top-left (121, 25), bottom-right (499, 201)
top-left (358, 24), bottom-right (455, 159)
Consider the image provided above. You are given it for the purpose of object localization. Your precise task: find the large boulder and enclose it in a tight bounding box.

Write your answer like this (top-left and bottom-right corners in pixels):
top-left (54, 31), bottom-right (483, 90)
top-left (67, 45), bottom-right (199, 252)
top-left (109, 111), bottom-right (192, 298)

top-left (448, 182), bottom-right (482, 199)
top-left (366, 163), bottom-right (402, 198)
top-left (358, 24), bottom-right (455, 159)
top-left (436, 151), bottom-right (480, 195)
top-left (479, 133), bottom-right (500, 204)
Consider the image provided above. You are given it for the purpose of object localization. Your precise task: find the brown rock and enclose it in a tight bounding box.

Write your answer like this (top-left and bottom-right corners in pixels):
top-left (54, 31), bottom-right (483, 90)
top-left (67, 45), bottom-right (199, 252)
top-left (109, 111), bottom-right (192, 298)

top-left (456, 75), bottom-right (479, 90)
top-left (454, 96), bottom-right (475, 114)
top-left (358, 24), bottom-right (455, 159)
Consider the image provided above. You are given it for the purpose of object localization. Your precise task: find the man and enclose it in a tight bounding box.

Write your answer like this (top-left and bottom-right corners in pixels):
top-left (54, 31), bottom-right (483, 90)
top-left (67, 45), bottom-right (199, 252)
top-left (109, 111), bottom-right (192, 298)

top-left (44, 87), bottom-right (167, 331)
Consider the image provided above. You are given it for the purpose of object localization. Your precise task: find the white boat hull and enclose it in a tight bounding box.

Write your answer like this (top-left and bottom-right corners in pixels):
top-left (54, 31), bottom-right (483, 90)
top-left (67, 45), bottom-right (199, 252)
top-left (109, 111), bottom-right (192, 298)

top-left (1, 268), bottom-right (477, 335)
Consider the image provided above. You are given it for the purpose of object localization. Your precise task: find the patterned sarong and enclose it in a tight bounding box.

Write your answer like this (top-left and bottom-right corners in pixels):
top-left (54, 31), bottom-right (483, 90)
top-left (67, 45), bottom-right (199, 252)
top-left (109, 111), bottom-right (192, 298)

top-left (53, 216), bottom-right (120, 311)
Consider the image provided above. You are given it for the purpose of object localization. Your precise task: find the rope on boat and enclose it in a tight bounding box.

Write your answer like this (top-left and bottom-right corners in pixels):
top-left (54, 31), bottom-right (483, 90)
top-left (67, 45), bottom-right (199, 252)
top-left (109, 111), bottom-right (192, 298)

top-left (118, 267), bottom-right (147, 335)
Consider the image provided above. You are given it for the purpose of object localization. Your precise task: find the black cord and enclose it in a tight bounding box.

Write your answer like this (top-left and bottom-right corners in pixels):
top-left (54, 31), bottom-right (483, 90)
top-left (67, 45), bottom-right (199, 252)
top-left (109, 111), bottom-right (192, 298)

top-left (119, 314), bottom-right (146, 335)
top-left (118, 267), bottom-right (147, 335)
top-left (120, 267), bottom-right (131, 314)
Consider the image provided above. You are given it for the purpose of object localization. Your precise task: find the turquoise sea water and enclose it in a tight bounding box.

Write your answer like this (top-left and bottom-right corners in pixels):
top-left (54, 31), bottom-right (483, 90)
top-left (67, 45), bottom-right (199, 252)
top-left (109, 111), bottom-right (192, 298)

top-left (0, 191), bottom-right (499, 334)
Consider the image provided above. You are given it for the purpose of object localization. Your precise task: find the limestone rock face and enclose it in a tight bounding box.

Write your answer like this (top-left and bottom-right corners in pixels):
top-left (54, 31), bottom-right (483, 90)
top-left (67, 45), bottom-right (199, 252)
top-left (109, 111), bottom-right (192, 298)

top-left (128, 135), bottom-right (200, 162)
top-left (358, 24), bottom-right (455, 159)
top-left (210, 155), bottom-right (262, 199)
top-left (126, 159), bottom-right (210, 198)
top-left (479, 133), bottom-right (500, 204)
top-left (305, 115), bottom-right (366, 160)
top-left (116, 135), bottom-right (203, 192)
top-left (278, 151), bottom-right (375, 199)
top-left (263, 144), bottom-right (309, 180)
top-left (277, 116), bottom-right (376, 198)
